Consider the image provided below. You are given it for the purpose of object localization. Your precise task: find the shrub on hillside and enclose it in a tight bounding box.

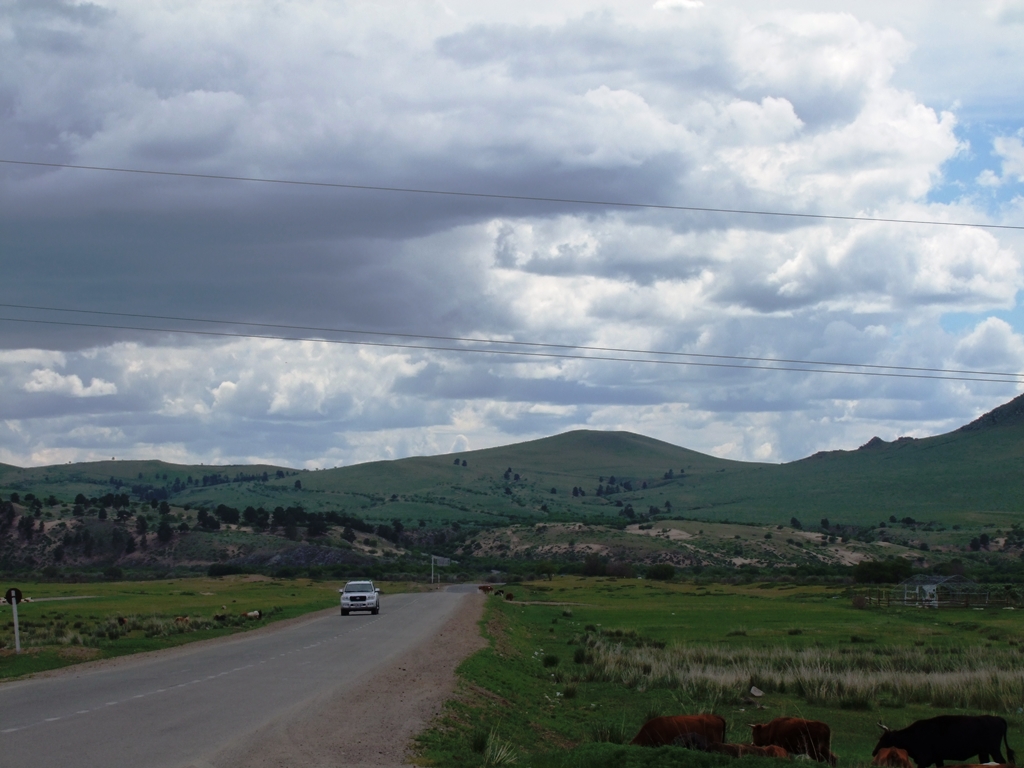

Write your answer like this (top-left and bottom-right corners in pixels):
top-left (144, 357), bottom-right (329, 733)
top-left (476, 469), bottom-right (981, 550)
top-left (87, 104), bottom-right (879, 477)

top-left (208, 563), bottom-right (246, 577)
top-left (646, 564), bottom-right (675, 581)
top-left (853, 558), bottom-right (913, 584)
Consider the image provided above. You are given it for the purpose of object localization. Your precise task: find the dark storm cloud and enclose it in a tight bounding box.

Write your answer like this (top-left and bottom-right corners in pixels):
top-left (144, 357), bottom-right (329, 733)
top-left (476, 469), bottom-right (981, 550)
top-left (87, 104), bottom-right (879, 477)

top-left (1, 1), bottom-right (1021, 468)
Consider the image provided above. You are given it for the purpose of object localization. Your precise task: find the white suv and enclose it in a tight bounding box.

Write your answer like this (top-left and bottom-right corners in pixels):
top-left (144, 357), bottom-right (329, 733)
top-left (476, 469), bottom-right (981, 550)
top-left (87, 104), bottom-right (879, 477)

top-left (340, 580), bottom-right (380, 615)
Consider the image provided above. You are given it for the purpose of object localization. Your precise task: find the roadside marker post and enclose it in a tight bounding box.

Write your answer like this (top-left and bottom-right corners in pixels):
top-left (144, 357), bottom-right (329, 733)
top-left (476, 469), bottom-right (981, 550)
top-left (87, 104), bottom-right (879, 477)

top-left (430, 556), bottom-right (452, 585)
top-left (5, 587), bottom-right (23, 654)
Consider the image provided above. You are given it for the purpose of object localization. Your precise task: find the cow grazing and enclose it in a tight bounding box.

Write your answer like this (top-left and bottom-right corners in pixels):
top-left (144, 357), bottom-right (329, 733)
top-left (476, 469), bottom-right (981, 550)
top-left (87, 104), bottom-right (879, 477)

top-left (672, 732), bottom-right (711, 751)
top-left (174, 616), bottom-right (190, 624)
top-left (116, 616), bottom-right (127, 626)
top-left (751, 717), bottom-right (835, 766)
top-left (244, 610), bottom-right (262, 619)
top-left (873, 716), bottom-right (1015, 768)
top-left (494, 589), bottom-right (505, 596)
top-left (213, 613), bottom-right (227, 621)
top-left (478, 585), bottom-right (493, 594)
top-left (631, 714), bottom-right (727, 748)
top-left (504, 592), bottom-right (514, 601)
top-left (874, 747), bottom-right (914, 768)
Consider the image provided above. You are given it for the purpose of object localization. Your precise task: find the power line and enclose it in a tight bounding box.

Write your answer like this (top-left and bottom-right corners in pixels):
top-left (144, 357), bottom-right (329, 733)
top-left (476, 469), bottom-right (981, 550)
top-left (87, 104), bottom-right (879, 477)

top-left (1, 302), bottom-right (1021, 380)
top-left (1, 158), bottom-right (1020, 231)
top-left (1, 315), bottom-right (1020, 384)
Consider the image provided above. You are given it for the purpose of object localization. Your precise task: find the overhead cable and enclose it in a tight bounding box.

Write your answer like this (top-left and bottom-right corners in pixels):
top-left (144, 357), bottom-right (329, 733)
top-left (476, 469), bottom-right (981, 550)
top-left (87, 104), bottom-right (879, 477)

top-left (1, 315), bottom-right (1020, 384)
top-left (0, 158), bottom-right (1020, 231)
top-left (1, 302), bottom-right (1020, 380)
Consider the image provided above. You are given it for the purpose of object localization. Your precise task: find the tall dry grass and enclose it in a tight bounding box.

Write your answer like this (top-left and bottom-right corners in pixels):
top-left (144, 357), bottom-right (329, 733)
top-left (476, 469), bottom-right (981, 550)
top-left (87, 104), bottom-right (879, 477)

top-left (581, 635), bottom-right (1024, 712)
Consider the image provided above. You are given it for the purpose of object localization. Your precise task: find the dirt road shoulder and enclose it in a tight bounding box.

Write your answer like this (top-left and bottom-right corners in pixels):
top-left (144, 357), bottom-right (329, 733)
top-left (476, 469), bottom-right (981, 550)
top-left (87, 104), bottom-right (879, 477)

top-left (210, 590), bottom-right (487, 768)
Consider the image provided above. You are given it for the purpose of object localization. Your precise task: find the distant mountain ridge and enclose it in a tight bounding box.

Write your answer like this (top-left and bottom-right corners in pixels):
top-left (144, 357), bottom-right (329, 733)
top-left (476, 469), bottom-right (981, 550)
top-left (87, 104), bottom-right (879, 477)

top-left (958, 391), bottom-right (1024, 432)
top-left (2, 395), bottom-right (1024, 526)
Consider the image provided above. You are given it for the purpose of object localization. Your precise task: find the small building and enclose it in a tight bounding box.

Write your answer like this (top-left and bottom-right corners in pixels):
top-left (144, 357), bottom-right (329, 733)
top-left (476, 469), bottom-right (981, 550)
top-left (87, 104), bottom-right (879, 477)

top-left (898, 574), bottom-right (987, 608)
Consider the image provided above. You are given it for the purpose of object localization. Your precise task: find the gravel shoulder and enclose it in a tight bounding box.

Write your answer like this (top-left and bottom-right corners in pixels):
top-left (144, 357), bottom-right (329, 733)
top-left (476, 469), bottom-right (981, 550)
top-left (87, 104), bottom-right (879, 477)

top-left (209, 590), bottom-right (487, 768)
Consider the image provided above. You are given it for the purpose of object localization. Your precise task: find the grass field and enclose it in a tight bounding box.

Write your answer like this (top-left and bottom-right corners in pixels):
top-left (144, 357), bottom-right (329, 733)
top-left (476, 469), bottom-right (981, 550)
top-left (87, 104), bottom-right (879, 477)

top-left (417, 576), bottom-right (1024, 767)
top-left (0, 575), bottom-right (427, 680)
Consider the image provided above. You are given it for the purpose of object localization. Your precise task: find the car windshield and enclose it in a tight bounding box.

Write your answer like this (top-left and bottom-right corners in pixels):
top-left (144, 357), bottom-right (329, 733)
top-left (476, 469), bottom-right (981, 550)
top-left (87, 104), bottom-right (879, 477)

top-left (344, 583), bottom-right (373, 593)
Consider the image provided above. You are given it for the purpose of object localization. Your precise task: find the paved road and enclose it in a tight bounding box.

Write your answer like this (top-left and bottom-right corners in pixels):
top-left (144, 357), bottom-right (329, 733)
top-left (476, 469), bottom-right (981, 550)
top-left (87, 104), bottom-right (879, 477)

top-left (0, 588), bottom-right (474, 768)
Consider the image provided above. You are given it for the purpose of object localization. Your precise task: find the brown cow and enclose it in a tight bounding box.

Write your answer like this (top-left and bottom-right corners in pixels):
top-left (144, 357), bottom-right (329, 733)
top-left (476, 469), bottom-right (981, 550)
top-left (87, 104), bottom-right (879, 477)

top-left (709, 743), bottom-right (744, 758)
top-left (744, 745), bottom-right (790, 758)
top-left (631, 714), bottom-right (727, 748)
top-left (874, 747), bottom-right (914, 768)
top-left (751, 717), bottom-right (835, 766)
top-left (478, 585), bottom-right (493, 594)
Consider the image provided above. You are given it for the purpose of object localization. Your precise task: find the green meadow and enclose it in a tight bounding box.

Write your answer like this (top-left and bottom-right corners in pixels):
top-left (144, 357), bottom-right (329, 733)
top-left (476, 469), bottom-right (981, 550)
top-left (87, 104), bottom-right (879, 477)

top-left (0, 576), bottom-right (425, 680)
top-left (418, 576), bottom-right (1024, 768)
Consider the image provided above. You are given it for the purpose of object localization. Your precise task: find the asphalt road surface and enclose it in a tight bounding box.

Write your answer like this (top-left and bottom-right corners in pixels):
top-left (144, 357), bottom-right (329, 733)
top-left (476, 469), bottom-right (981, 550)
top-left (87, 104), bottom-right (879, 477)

top-left (0, 587), bottom-right (477, 768)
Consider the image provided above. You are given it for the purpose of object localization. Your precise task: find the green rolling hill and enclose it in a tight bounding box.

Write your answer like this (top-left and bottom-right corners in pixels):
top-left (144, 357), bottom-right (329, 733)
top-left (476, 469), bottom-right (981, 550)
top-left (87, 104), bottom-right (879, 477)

top-left (2, 394), bottom-right (1024, 530)
top-left (3, 395), bottom-right (1024, 574)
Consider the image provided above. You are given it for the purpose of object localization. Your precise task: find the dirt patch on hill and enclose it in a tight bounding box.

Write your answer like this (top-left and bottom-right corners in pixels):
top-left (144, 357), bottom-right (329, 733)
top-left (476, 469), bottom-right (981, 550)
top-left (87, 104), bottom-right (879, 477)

top-left (211, 591), bottom-right (487, 768)
top-left (625, 524), bottom-right (693, 541)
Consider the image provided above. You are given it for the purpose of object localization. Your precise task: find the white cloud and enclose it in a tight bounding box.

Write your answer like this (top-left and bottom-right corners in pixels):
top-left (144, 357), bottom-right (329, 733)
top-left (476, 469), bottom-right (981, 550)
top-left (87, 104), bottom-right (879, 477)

top-left (952, 317), bottom-right (1024, 371)
top-left (977, 169), bottom-right (1003, 187)
top-left (987, 0), bottom-right (1024, 24)
top-left (68, 425), bottom-right (126, 441)
top-left (993, 134), bottom-right (1024, 182)
top-left (653, 0), bottom-right (704, 10)
top-left (23, 369), bottom-right (117, 397)
top-left (0, 3), bottom-right (1022, 468)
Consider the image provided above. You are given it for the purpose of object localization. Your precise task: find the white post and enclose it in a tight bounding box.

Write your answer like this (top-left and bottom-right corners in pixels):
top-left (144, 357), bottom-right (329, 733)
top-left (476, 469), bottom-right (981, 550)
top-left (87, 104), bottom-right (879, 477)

top-left (11, 599), bottom-right (20, 654)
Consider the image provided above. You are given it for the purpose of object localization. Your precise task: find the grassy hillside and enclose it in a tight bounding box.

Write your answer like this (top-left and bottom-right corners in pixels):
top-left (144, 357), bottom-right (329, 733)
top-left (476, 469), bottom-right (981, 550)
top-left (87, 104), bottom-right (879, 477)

top-left (6, 400), bottom-right (1024, 530)
top-left (3, 395), bottom-right (1024, 575)
top-left (0, 431), bottom-right (739, 527)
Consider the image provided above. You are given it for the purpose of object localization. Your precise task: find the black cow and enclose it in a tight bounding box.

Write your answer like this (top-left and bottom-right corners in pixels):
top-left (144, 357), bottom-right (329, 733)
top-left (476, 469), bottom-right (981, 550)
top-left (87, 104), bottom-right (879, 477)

top-left (873, 716), bottom-right (1015, 768)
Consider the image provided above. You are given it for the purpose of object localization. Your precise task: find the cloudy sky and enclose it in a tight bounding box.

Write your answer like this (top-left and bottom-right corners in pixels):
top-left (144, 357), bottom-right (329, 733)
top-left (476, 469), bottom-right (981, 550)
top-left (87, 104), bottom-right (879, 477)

top-left (2, 0), bottom-right (1024, 469)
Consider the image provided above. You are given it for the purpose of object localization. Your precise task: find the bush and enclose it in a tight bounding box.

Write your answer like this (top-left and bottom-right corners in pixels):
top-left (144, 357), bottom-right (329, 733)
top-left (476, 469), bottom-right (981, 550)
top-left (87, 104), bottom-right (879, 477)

top-left (646, 564), bottom-right (675, 581)
top-left (542, 654), bottom-right (560, 667)
top-left (606, 561), bottom-right (635, 578)
top-left (853, 558), bottom-right (913, 584)
top-left (208, 563), bottom-right (245, 577)
top-left (157, 520), bottom-right (173, 543)
top-left (583, 554), bottom-right (607, 577)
